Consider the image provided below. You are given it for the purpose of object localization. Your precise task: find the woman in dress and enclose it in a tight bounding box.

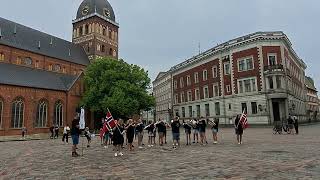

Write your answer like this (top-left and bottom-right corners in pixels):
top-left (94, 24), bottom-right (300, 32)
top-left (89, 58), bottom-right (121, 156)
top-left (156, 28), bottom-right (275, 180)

top-left (112, 119), bottom-right (125, 157)
top-left (125, 119), bottom-right (135, 151)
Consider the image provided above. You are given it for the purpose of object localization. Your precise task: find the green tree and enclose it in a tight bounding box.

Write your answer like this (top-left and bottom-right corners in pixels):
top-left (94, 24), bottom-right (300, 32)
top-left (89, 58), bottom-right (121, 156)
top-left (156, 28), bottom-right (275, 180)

top-left (82, 57), bottom-right (155, 119)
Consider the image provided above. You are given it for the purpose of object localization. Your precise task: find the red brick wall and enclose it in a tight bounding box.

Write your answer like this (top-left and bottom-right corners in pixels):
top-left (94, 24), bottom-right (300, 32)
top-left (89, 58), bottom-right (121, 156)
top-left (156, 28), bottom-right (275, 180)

top-left (173, 58), bottom-right (220, 102)
top-left (232, 47), bottom-right (261, 94)
top-left (262, 46), bottom-right (282, 66)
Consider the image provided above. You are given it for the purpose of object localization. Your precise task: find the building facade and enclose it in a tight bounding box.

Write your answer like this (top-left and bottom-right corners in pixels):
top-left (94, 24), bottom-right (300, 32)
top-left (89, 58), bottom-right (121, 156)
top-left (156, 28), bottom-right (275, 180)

top-left (153, 72), bottom-right (172, 122)
top-left (305, 76), bottom-right (319, 121)
top-left (169, 32), bottom-right (307, 125)
top-left (0, 0), bottom-right (118, 136)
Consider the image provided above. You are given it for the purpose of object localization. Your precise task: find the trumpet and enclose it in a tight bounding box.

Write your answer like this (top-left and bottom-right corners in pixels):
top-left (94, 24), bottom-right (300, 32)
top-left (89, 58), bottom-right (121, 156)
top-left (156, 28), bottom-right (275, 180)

top-left (208, 119), bottom-right (216, 126)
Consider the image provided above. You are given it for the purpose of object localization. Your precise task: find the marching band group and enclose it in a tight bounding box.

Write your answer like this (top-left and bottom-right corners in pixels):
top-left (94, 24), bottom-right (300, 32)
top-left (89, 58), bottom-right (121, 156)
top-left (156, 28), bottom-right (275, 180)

top-left (95, 114), bottom-right (245, 157)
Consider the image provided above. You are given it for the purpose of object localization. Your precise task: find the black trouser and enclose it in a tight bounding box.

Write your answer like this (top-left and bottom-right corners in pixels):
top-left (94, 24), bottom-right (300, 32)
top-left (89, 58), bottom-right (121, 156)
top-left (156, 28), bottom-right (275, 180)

top-left (50, 131), bottom-right (54, 138)
top-left (54, 130), bottom-right (59, 138)
top-left (62, 133), bottom-right (68, 143)
top-left (294, 125), bottom-right (299, 134)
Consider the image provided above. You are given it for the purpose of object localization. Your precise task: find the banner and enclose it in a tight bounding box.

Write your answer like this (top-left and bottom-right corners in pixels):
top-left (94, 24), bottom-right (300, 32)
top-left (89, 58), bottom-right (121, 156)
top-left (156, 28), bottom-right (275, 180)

top-left (79, 107), bottom-right (85, 130)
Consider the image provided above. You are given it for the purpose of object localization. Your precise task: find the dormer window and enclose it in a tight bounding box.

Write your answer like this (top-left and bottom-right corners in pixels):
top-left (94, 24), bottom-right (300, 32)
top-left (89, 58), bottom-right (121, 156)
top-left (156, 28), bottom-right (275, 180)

top-left (53, 64), bottom-right (61, 72)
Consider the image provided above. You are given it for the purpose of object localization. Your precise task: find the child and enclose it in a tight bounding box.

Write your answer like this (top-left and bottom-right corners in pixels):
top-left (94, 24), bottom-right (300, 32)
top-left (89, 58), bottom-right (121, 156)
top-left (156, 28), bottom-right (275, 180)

top-left (183, 121), bottom-right (192, 145)
top-left (112, 119), bottom-right (125, 157)
top-left (84, 127), bottom-right (91, 148)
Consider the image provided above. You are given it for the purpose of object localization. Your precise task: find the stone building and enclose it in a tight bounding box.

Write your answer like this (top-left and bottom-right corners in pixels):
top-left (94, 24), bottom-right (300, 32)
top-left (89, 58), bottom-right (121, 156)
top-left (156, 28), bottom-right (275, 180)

top-left (0, 0), bottom-right (119, 136)
top-left (157, 31), bottom-right (308, 125)
top-left (305, 76), bottom-right (319, 121)
top-left (153, 72), bottom-right (172, 122)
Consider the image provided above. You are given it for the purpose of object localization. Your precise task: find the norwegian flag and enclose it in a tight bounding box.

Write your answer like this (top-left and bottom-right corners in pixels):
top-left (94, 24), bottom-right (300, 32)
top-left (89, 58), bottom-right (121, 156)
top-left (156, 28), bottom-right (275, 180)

top-left (105, 110), bottom-right (117, 130)
top-left (240, 110), bottom-right (249, 129)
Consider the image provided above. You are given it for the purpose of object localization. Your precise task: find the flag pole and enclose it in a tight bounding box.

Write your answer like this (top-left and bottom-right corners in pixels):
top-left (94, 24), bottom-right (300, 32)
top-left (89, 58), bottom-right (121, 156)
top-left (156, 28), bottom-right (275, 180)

top-left (237, 109), bottom-right (245, 129)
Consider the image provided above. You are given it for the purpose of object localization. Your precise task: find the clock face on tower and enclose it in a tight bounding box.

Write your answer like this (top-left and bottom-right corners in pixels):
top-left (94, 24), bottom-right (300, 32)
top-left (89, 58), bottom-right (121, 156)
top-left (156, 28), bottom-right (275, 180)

top-left (103, 8), bottom-right (110, 17)
top-left (82, 6), bottom-right (89, 15)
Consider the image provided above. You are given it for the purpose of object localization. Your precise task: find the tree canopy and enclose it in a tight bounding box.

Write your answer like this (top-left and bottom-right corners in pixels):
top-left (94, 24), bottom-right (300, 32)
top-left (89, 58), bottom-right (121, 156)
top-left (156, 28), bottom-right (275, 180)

top-left (82, 57), bottom-right (155, 119)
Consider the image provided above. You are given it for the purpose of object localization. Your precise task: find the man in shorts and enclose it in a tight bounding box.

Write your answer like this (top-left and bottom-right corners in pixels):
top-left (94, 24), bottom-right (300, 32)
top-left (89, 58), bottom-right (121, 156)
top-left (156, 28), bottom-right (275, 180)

top-left (171, 117), bottom-right (181, 149)
top-left (71, 116), bottom-right (81, 157)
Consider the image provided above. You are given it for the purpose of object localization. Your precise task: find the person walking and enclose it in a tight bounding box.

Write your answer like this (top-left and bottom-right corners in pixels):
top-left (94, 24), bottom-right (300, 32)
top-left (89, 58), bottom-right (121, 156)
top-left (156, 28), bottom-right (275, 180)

top-left (287, 116), bottom-right (294, 135)
top-left (113, 119), bottom-right (125, 157)
top-left (171, 117), bottom-right (181, 149)
top-left (211, 118), bottom-right (219, 144)
top-left (71, 116), bottom-right (81, 157)
top-left (62, 124), bottom-right (70, 144)
top-left (234, 115), bottom-right (244, 144)
top-left (293, 116), bottom-right (299, 135)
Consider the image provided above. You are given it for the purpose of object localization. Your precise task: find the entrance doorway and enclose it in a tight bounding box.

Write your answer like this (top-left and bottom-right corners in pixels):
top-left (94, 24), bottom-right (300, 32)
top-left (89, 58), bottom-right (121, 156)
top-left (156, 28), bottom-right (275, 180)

top-left (272, 102), bottom-right (280, 122)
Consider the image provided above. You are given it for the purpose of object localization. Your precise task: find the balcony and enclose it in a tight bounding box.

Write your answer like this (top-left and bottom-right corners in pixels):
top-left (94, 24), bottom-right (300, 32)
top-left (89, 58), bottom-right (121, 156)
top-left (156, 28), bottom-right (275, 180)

top-left (264, 64), bottom-right (284, 75)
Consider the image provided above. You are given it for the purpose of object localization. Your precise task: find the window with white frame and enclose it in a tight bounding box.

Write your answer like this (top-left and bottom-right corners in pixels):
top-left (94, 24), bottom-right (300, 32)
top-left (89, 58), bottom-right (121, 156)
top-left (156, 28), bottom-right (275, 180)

top-left (179, 77), bottom-right (184, 88)
top-left (36, 100), bottom-right (47, 128)
top-left (268, 54), bottom-right (277, 66)
top-left (187, 90), bottom-right (192, 102)
top-left (203, 70), bottom-right (208, 81)
top-left (194, 72), bottom-right (199, 83)
top-left (226, 85), bottom-right (231, 93)
top-left (195, 88), bottom-right (200, 100)
top-left (213, 83), bottom-right (219, 97)
top-left (186, 75), bottom-right (191, 86)
top-left (238, 77), bottom-right (257, 93)
top-left (180, 92), bottom-right (185, 103)
top-left (188, 106), bottom-right (193, 117)
top-left (224, 62), bottom-right (230, 75)
top-left (174, 80), bottom-right (177, 89)
top-left (203, 86), bottom-right (209, 99)
top-left (174, 94), bottom-right (178, 104)
top-left (212, 66), bottom-right (218, 78)
top-left (238, 57), bottom-right (254, 72)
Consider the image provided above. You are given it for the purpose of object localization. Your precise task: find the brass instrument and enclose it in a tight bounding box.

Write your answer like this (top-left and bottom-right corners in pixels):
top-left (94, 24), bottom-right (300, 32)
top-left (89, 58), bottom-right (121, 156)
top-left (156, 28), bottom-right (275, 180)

top-left (208, 119), bottom-right (216, 126)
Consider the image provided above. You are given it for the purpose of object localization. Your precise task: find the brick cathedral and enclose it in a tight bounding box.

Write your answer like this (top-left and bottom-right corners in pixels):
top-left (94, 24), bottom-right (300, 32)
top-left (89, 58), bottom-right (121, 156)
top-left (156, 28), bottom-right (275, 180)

top-left (0, 0), bottom-right (119, 136)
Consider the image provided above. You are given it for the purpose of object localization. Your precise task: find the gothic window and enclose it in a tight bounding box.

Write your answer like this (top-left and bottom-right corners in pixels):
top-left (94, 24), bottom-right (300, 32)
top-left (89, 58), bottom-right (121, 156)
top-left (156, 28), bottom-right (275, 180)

top-left (101, 45), bottom-right (105, 52)
top-left (11, 98), bottom-right (24, 128)
top-left (36, 100), bottom-right (47, 127)
top-left (54, 101), bottom-right (63, 127)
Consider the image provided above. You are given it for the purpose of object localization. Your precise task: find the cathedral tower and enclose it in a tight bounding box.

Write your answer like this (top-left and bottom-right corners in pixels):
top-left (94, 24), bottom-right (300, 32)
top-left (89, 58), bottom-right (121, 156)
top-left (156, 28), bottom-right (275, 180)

top-left (72, 0), bottom-right (119, 61)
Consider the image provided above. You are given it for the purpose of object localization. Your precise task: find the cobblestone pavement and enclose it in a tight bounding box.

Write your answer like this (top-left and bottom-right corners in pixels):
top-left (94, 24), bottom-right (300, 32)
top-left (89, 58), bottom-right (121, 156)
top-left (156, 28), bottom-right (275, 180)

top-left (1, 124), bottom-right (320, 180)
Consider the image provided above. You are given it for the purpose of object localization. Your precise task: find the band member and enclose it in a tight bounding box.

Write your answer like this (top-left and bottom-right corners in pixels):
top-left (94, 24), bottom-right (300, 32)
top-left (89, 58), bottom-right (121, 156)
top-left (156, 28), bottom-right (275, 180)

top-left (192, 119), bottom-right (199, 143)
top-left (210, 118), bottom-right (219, 144)
top-left (198, 117), bottom-right (207, 145)
top-left (234, 115), bottom-right (243, 144)
top-left (113, 119), bottom-right (125, 157)
top-left (125, 119), bottom-right (135, 151)
top-left (71, 116), bottom-right (81, 157)
top-left (156, 120), bottom-right (166, 146)
top-left (136, 119), bottom-right (144, 149)
top-left (183, 120), bottom-right (192, 145)
top-left (171, 117), bottom-right (181, 149)
top-left (145, 121), bottom-right (155, 147)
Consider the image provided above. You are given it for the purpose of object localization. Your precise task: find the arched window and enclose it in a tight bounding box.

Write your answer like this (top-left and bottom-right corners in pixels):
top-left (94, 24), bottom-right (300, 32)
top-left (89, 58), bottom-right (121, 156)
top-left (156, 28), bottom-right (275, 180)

top-left (101, 45), bottom-right (105, 52)
top-left (109, 48), bottom-right (113, 56)
top-left (11, 98), bottom-right (24, 128)
top-left (36, 100), bottom-right (47, 127)
top-left (79, 26), bottom-right (83, 36)
top-left (0, 98), bottom-right (3, 128)
top-left (54, 101), bottom-right (63, 127)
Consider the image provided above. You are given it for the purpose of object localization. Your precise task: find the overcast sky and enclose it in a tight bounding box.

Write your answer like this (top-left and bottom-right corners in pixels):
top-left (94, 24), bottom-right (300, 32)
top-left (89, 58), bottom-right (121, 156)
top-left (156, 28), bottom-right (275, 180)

top-left (0, 0), bottom-right (319, 92)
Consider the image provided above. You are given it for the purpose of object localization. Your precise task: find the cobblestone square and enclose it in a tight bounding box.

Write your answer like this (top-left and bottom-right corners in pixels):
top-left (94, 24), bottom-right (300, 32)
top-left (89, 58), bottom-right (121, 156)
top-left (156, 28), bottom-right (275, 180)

top-left (1, 124), bottom-right (320, 179)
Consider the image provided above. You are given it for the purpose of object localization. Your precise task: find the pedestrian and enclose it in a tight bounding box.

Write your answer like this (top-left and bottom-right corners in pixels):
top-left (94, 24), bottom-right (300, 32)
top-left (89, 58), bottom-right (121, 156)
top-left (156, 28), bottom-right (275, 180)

top-left (112, 119), bottom-right (125, 157)
top-left (54, 124), bottom-right (59, 139)
top-left (192, 119), bottom-right (199, 143)
top-left (49, 126), bottom-right (54, 139)
top-left (183, 120), bottom-right (192, 145)
top-left (211, 118), bottom-right (219, 144)
top-left (125, 119), bottom-right (135, 151)
top-left (234, 114), bottom-right (243, 144)
top-left (136, 119), bottom-right (144, 149)
top-left (293, 116), bottom-right (299, 135)
top-left (156, 120), bottom-right (166, 146)
top-left (71, 116), bottom-right (81, 157)
top-left (171, 117), bottom-right (181, 149)
top-left (21, 127), bottom-right (27, 139)
top-left (84, 127), bottom-right (91, 148)
top-left (198, 117), bottom-right (207, 145)
top-left (287, 116), bottom-right (294, 135)
top-left (62, 124), bottom-right (70, 144)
